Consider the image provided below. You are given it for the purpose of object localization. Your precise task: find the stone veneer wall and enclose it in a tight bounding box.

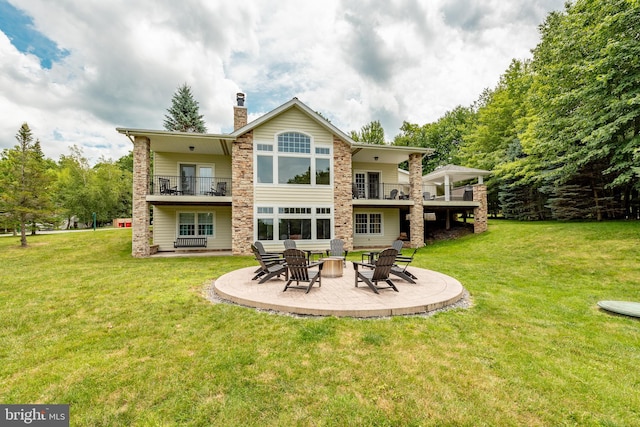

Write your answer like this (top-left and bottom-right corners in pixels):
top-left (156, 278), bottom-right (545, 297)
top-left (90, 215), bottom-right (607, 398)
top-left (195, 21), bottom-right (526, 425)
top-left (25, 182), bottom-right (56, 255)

top-left (231, 132), bottom-right (254, 255)
top-left (409, 153), bottom-right (425, 248)
top-left (332, 137), bottom-right (353, 251)
top-left (132, 136), bottom-right (151, 258)
top-left (473, 184), bottom-right (488, 233)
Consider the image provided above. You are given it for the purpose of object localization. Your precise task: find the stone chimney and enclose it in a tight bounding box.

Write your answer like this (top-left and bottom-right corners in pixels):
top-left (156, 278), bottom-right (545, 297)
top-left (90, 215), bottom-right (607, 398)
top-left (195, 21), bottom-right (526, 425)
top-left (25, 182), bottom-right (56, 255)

top-left (234, 92), bottom-right (247, 130)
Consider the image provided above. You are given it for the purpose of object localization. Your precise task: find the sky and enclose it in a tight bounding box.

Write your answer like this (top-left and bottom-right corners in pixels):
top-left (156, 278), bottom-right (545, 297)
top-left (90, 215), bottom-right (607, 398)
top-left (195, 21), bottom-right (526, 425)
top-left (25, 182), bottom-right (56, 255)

top-left (0, 0), bottom-right (566, 164)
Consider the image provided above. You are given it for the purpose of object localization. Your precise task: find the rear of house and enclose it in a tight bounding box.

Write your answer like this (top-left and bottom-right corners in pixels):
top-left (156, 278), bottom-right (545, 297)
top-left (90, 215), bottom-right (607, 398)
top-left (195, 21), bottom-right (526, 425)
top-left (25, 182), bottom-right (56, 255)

top-left (118, 95), bottom-right (486, 258)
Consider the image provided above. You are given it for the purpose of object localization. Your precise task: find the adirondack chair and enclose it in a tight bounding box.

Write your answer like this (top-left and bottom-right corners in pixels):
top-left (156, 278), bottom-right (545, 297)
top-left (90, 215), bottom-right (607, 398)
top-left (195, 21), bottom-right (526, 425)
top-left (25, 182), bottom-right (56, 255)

top-left (254, 241), bottom-right (283, 261)
top-left (353, 248), bottom-right (399, 293)
top-left (283, 239), bottom-right (297, 250)
top-left (325, 239), bottom-right (348, 266)
top-left (282, 248), bottom-right (323, 293)
top-left (251, 244), bottom-right (287, 284)
top-left (390, 247), bottom-right (419, 284)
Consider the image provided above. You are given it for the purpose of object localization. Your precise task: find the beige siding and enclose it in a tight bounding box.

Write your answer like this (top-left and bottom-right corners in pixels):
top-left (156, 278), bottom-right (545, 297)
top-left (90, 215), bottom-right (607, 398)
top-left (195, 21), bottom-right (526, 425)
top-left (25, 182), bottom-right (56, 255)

top-left (154, 153), bottom-right (232, 178)
top-left (352, 162), bottom-right (400, 183)
top-left (352, 208), bottom-right (400, 248)
top-left (253, 108), bottom-right (333, 146)
top-left (255, 186), bottom-right (334, 204)
top-left (152, 205), bottom-right (232, 251)
top-left (253, 108), bottom-right (335, 203)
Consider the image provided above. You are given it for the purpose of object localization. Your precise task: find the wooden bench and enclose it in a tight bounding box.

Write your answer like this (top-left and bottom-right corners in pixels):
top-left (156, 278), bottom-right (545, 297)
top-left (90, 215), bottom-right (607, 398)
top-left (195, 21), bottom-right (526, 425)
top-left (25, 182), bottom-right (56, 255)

top-left (174, 237), bottom-right (208, 248)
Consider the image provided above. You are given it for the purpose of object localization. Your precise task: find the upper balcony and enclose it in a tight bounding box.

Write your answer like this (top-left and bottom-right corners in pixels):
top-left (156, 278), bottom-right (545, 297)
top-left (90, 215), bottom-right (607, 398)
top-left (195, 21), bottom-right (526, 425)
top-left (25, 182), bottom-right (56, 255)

top-left (146, 175), bottom-right (232, 204)
top-left (352, 182), bottom-right (480, 208)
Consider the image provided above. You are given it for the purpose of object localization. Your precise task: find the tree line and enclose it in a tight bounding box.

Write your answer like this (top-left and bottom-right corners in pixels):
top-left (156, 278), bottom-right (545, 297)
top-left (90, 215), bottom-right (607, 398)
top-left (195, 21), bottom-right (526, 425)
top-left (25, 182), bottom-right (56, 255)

top-left (390, 0), bottom-right (639, 220)
top-left (0, 123), bottom-right (133, 246)
top-left (0, 83), bottom-right (203, 246)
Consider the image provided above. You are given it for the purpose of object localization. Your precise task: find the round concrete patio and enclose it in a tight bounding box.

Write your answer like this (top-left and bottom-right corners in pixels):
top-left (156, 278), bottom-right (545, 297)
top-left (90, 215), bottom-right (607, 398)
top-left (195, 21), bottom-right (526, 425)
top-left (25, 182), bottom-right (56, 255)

top-left (212, 265), bottom-right (466, 318)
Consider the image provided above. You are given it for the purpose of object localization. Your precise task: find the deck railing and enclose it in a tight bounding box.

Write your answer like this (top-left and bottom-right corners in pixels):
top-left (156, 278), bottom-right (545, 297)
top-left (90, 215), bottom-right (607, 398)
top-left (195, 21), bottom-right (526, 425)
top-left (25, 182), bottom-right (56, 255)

top-left (429, 185), bottom-right (474, 201)
top-left (151, 175), bottom-right (232, 196)
top-left (352, 182), bottom-right (412, 200)
top-left (350, 182), bottom-right (475, 202)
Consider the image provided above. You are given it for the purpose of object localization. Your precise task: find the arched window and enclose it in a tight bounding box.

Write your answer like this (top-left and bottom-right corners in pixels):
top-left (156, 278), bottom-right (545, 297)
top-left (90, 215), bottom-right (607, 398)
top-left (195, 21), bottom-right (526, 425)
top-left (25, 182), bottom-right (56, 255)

top-left (256, 131), bottom-right (331, 186)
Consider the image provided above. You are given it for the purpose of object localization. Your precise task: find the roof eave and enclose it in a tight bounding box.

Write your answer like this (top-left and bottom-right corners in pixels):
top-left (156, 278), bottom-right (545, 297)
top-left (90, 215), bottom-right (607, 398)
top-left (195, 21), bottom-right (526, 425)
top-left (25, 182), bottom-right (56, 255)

top-left (116, 127), bottom-right (235, 141)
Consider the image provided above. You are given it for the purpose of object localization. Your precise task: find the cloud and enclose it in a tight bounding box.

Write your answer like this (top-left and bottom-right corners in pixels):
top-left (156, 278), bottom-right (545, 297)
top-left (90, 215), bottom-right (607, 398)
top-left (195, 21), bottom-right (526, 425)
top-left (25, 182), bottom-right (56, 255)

top-left (0, 0), bottom-right (566, 163)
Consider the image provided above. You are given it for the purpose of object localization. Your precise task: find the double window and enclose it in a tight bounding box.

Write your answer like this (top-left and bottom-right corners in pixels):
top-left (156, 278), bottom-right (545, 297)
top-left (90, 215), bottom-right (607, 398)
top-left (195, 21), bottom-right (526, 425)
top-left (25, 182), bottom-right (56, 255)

top-left (257, 206), bottom-right (332, 241)
top-left (257, 132), bottom-right (331, 185)
top-left (355, 213), bottom-right (382, 235)
top-left (178, 212), bottom-right (215, 237)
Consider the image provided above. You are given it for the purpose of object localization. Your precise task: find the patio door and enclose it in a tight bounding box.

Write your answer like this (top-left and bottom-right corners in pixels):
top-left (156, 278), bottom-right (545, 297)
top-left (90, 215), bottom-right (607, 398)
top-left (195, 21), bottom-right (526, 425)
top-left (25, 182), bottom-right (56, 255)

top-left (198, 166), bottom-right (213, 195)
top-left (355, 171), bottom-right (380, 199)
top-left (180, 164), bottom-right (196, 195)
top-left (180, 164), bottom-right (215, 195)
top-left (368, 172), bottom-right (380, 199)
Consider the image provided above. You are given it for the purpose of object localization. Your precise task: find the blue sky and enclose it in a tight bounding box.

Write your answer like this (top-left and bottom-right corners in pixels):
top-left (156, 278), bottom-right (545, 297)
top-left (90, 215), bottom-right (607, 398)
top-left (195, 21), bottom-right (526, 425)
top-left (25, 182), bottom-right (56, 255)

top-left (0, 0), bottom-right (566, 163)
top-left (0, 1), bottom-right (68, 68)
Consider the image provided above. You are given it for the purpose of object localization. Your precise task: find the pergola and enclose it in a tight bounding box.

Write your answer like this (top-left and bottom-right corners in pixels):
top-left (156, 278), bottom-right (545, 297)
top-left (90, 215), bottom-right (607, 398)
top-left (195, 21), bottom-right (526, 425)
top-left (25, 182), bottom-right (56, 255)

top-left (422, 164), bottom-right (491, 201)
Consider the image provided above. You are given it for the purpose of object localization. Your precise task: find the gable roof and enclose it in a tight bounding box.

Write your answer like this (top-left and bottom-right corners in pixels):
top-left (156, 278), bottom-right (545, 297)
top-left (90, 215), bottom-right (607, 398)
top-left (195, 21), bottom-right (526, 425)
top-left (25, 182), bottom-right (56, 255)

top-left (231, 97), bottom-right (354, 143)
top-left (232, 97), bottom-right (432, 161)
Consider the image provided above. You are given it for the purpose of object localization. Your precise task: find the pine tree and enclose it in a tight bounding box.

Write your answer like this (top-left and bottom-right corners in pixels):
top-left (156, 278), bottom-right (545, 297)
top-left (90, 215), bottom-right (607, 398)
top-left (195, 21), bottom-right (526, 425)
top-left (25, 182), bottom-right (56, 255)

top-left (0, 123), bottom-right (54, 246)
top-left (163, 83), bottom-right (207, 133)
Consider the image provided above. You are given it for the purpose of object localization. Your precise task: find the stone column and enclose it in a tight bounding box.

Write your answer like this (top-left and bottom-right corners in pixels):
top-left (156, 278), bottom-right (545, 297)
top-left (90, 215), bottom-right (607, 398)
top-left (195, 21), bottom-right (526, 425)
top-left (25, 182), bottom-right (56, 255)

top-left (333, 137), bottom-right (353, 251)
top-left (232, 132), bottom-right (254, 255)
top-left (409, 153), bottom-right (424, 248)
top-left (132, 136), bottom-right (151, 258)
top-left (473, 184), bottom-right (488, 233)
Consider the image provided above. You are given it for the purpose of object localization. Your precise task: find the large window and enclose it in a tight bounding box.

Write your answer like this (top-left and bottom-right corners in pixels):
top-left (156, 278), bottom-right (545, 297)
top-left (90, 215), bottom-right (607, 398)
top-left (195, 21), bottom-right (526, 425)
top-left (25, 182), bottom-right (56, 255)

top-left (355, 213), bottom-right (382, 235)
top-left (257, 155), bottom-right (273, 183)
top-left (256, 132), bottom-right (331, 186)
top-left (256, 206), bottom-right (332, 241)
top-left (278, 157), bottom-right (311, 184)
top-left (178, 212), bottom-right (215, 237)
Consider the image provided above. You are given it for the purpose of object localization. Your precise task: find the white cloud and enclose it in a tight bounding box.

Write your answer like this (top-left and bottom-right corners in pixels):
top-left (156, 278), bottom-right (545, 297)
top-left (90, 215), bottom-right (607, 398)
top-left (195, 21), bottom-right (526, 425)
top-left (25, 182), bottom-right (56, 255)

top-left (0, 0), bottom-right (565, 163)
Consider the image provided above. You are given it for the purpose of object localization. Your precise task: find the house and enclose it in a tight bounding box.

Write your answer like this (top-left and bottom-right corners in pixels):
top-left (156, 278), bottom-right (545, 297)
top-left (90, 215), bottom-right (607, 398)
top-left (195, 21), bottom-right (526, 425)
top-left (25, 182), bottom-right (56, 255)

top-left (117, 95), bottom-right (488, 257)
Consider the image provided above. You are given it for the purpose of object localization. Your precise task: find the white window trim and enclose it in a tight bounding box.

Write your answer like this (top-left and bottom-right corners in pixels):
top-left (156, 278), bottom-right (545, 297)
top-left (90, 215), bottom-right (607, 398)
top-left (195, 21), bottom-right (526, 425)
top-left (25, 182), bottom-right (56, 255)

top-left (254, 131), bottom-right (333, 187)
top-left (354, 212), bottom-right (384, 236)
top-left (255, 204), bottom-right (333, 242)
top-left (176, 211), bottom-right (216, 238)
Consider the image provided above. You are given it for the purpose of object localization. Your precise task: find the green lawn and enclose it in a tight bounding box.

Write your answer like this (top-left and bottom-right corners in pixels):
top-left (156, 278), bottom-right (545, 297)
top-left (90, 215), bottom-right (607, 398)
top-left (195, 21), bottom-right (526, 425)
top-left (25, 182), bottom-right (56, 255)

top-left (1, 221), bottom-right (639, 426)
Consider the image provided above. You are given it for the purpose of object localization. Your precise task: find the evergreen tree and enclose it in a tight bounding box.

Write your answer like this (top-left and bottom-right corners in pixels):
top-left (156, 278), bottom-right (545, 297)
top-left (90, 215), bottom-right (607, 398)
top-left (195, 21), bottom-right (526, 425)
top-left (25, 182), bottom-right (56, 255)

top-left (528, 0), bottom-right (640, 219)
top-left (163, 83), bottom-right (207, 133)
top-left (0, 123), bottom-right (54, 246)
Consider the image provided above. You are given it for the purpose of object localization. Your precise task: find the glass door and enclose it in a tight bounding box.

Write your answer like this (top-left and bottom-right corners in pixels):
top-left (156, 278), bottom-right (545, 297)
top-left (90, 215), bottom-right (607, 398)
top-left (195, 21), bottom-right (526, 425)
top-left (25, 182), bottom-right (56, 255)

top-left (367, 172), bottom-right (380, 199)
top-left (198, 166), bottom-right (213, 195)
top-left (180, 164), bottom-right (196, 195)
top-left (354, 173), bottom-right (366, 199)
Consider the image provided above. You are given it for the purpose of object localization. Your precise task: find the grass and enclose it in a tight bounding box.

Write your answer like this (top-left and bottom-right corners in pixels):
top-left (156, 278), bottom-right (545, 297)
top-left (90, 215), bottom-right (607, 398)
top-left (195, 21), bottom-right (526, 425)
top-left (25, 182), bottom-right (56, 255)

top-left (1, 221), bottom-right (639, 426)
